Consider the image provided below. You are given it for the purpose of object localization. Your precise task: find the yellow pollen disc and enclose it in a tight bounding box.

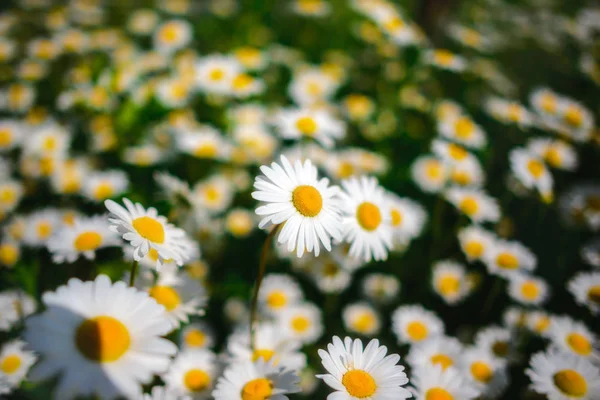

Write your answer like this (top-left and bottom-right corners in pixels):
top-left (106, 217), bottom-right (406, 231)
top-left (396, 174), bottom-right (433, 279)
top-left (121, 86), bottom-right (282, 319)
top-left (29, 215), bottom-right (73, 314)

top-left (241, 378), bottom-right (273, 400)
top-left (160, 25), bottom-right (179, 43)
top-left (384, 16), bottom-right (405, 32)
top-left (205, 186), bottom-right (220, 203)
top-left (170, 83), bottom-right (187, 100)
top-left (357, 202), bottom-right (382, 231)
top-left (43, 136), bottom-right (56, 151)
top-left (342, 370), bottom-right (377, 398)
top-left (306, 81), bottom-right (322, 96)
top-left (567, 333), bottom-right (592, 356)
top-left (194, 143), bottom-right (218, 158)
top-left (132, 216), bottom-right (165, 244)
top-left (454, 117), bottom-right (474, 139)
top-left (527, 160), bottom-right (545, 179)
top-left (430, 354), bottom-right (454, 370)
top-left (451, 170), bottom-right (471, 185)
top-left (252, 349), bottom-right (275, 362)
top-left (292, 185), bottom-right (323, 217)
top-left (338, 161), bottom-right (355, 178)
top-left (464, 241), bottom-right (484, 259)
top-left (544, 147), bottom-right (562, 167)
top-left (184, 369), bottom-right (211, 392)
top-left (0, 188), bottom-right (15, 204)
top-left (209, 68), bottom-right (224, 81)
top-left (232, 74), bottom-right (253, 90)
top-left (587, 286), bottom-right (600, 304)
top-left (0, 355), bottom-right (21, 374)
top-left (471, 361), bottom-right (493, 383)
top-left (448, 143), bottom-right (468, 161)
top-left (492, 341), bottom-right (508, 357)
top-left (346, 95), bottom-right (371, 118)
top-left (37, 222), bottom-right (52, 239)
top-left (295, 116), bottom-right (318, 136)
top-left (0, 129), bottom-right (12, 146)
top-left (149, 286), bottom-right (181, 311)
top-left (459, 197), bottom-right (479, 216)
top-left (75, 316), bottom-right (130, 362)
top-left (185, 329), bottom-right (206, 347)
top-left (0, 244), bottom-right (18, 266)
top-left (266, 290), bottom-right (287, 309)
top-left (434, 50), bottom-right (455, 66)
top-left (391, 209), bottom-right (403, 226)
top-left (74, 231), bottom-right (103, 252)
top-left (564, 107), bottom-right (583, 128)
top-left (553, 369), bottom-right (587, 397)
top-left (520, 281), bottom-right (540, 300)
top-left (507, 104), bottom-right (522, 122)
top-left (425, 160), bottom-right (443, 180)
top-left (463, 30), bottom-right (481, 47)
top-left (534, 317), bottom-right (550, 333)
top-left (540, 94), bottom-right (557, 114)
top-left (426, 387), bottom-right (454, 400)
top-left (93, 182), bottom-right (114, 200)
top-left (323, 262), bottom-right (339, 277)
top-left (496, 252), bottom-right (519, 269)
top-left (353, 313), bottom-right (375, 332)
top-left (407, 321), bottom-right (428, 341)
top-left (438, 275), bottom-right (460, 296)
top-left (39, 157), bottom-right (55, 176)
top-left (291, 316), bottom-right (310, 332)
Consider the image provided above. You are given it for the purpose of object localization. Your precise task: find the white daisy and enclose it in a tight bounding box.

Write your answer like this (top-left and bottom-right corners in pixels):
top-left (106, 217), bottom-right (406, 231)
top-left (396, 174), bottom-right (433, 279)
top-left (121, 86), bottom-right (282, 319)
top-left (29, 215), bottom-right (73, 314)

top-left (277, 302), bottom-right (323, 345)
top-left (425, 49), bottom-right (467, 72)
top-left (163, 349), bottom-right (217, 399)
top-left (258, 273), bottom-right (304, 316)
top-left (509, 148), bottom-right (553, 202)
top-left (483, 239), bottom-right (537, 278)
top-left (407, 335), bottom-right (464, 371)
top-left (508, 273), bottom-right (550, 306)
top-left (361, 273), bottom-right (400, 304)
top-left (432, 260), bottom-right (470, 304)
top-left (0, 340), bottom-right (36, 388)
top-left (317, 336), bottom-right (412, 400)
top-left (386, 193), bottom-right (427, 248)
top-left (252, 155), bottom-right (343, 257)
top-left (24, 275), bottom-right (177, 399)
top-left (195, 55), bottom-right (241, 96)
top-left (475, 326), bottom-right (515, 363)
top-left (438, 115), bottom-right (487, 149)
top-left (342, 302), bottom-right (381, 337)
top-left (22, 209), bottom-right (62, 247)
top-left (568, 271), bottom-right (600, 314)
top-left (527, 310), bottom-right (554, 337)
top-left (153, 20), bottom-right (192, 54)
top-left (191, 175), bottom-right (235, 215)
top-left (461, 347), bottom-right (508, 398)
top-left (527, 138), bottom-right (578, 171)
top-left (411, 364), bottom-right (480, 400)
top-left (179, 322), bottom-right (215, 350)
top-left (81, 170), bottom-right (129, 202)
top-left (445, 187), bottom-right (501, 223)
top-left (0, 240), bottom-right (20, 268)
top-left (0, 119), bottom-right (23, 152)
top-left (484, 97), bottom-right (535, 128)
top-left (410, 155), bottom-right (449, 193)
top-left (273, 107), bottom-right (345, 149)
top-left (458, 225), bottom-right (496, 262)
top-left (548, 316), bottom-right (598, 360)
top-left (391, 305), bottom-right (445, 345)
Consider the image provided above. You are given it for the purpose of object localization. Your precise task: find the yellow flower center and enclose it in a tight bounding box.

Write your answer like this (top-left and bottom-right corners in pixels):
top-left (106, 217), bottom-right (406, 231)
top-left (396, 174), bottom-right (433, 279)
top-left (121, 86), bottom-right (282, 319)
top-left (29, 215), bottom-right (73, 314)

top-left (346, 95), bottom-right (371, 118)
top-left (454, 117), bottom-right (474, 139)
top-left (194, 143), bottom-right (218, 158)
top-left (564, 107), bottom-right (583, 128)
top-left (252, 349), bottom-right (275, 363)
top-left (448, 143), bottom-right (468, 161)
top-left (587, 286), bottom-right (600, 304)
top-left (527, 160), bottom-right (545, 179)
top-left (464, 241), bottom-right (484, 259)
top-left (553, 369), bottom-right (587, 397)
top-left (292, 185), bottom-right (323, 217)
top-left (37, 221), bottom-right (53, 239)
top-left (266, 290), bottom-right (288, 309)
top-left (74, 231), bottom-right (103, 252)
top-left (567, 333), bottom-right (592, 356)
top-left (75, 316), bottom-right (130, 362)
top-left (459, 197), bottom-right (479, 216)
top-left (353, 313), bottom-right (376, 333)
top-left (0, 243), bottom-right (18, 266)
top-left (342, 370), bottom-right (377, 398)
top-left (463, 30), bottom-right (481, 47)
top-left (209, 68), bottom-right (225, 82)
top-left (0, 188), bottom-right (16, 204)
top-left (430, 354), bottom-right (454, 370)
top-left (160, 24), bottom-right (179, 43)
top-left (306, 81), bottom-right (322, 96)
top-left (8, 85), bottom-right (26, 105)
top-left (425, 160), bottom-right (443, 180)
top-left (426, 387), bottom-right (454, 400)
top-left (170, 82), bottom-right (188, 100)
top-left (295, 116), bottom-right (318, 136)
top-left (338, 161), bottom-right (355, 178)
top-left (390, 209), bottom-right (403, 226)
top-left (434, 50), bottom-right (455, 66)
top-left (93, 182), bottom-right (114, 200)
top-left (0, 355), bottom-right (21, 374)
top-left (471, 361), bottom-right (493, 383)
top-left (520, 281), bottom-right (540, 300)
top-left (544, 147), bottom-right (562, 167)
top-left (438, 275), bottom-right (460, 296)
top-left (496, 252), bottom-right (519, 269)
top-left (492, 341), bottom-right (508, 357)
top-left (132, 216), bottom-right (165, 244)
top-left (406, 321), bottom-right (428, 341)
top-left (149, 286), bottom-right (181, 311)
top-left (291, 316), bottom-right (310, 332)
top-left (185, 329), bottom-right (206, 347)
top-left (451, 170), bottom-right (471, 185)
top-left (540, 93), bottom-right (557, 114)
top-left (507, 104), bottom-right (522, 122)
top-left (232, 74), bottom-right (253, 90)
top-left (357, 202), bottom-right (382, 231)
top-left (241, 378), bottom-right (273, 400)
top-left (0, 129), bottom-right (12, 146)
top-left (235, 47), bottom-right (261, 66)
top-left (534, 316), bottom-right (551, 333)
top-left (323, 262), bottom-right (339, 276)
top-left (184, 369), bottom-right (211, 392)
top-left (384, 17), bottom-right (405, 32)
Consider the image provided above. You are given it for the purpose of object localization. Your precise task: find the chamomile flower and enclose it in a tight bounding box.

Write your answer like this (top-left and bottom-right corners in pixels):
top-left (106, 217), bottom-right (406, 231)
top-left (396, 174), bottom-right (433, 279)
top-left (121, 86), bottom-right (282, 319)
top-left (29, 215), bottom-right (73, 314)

top-left (508, 273), bottom-right (550, 306)
top-left (212, 359), bottom-right (300, 400)
top-left (278, 302), bottom-right (323, 344)
top-left (432, 140), bottom-right (478, 166)
top-left (180, 322), bottom-right (215, 350)
top-left (47, 215), bottom-right (119, 263)
top-left (274, 108), bottom-right (345, 148)
top-left (510, 148), bottom-right (553, 201)
top-left (425, 49), bottom-right (467, 72)
top-left (458, 225), bottom-right (496, 262)
top-left (527, 348), bottom-right (600, 400)
top-left (163, 349), bottom-right (217, 399)
top-left (339, 176), bottom-right (392, 262)
top-left (82, 170), bottom-right (129, 202)
top-left (530, 87), bottom-right (560, 118)
top-left (153, 20), bottom-right (192, 54)
top-left (0, 120), bottom-right (23, 152)
top-left (191, 175), bottom-right (235, 215)
top-left (387, 193), bottom-right (427, 247)
top-left (408, 336), bottom-right (464, 372)
top-left (342, 302), bottom-right (381, 337)
top-left (432, 260), bottom-right (470, 304)
top-left (503, 306), bottom-right (529, 330)
top-left (252, 155), bottom-right (343, 257)
top-left (224, 208), bottom-right (256, 238)
top-left (475, 326), bottom-right (514, 362)
top-left (484, 239), bottom-right (537, 278)
top-left (0, 240), bottom-right (20, 268)
top-left (411, 155), bottom-right (449, 193)
top-left (0, 340), bottom-right (36, 389)
top-left (438, 115), bottom-right (487, 149)
top-left (195, 55), bottom-right (241, 96)
top-left (361, 273), bottom-right (400, 304)
top-left (411, 364), bottom-right (480, 400)
top-left (258, 273), bottom-right (303, 316)
top-left (156, 76), bottom-right (193, 108)
top-left (527, 311), bottom-right (554, 337)
top-left (527, 138), bottom-right (578, 171)
top-left (461, 347), bottom-right (508, 398)
top-left (568, 271), bottom-right (600, 314)
top-left (317, 336), bottom-right (411, 400)
top-left (178, 126), bottom-right (232, 161)
top-left (307, 252), bottom-right (353, 293)
top-left (0, 180), bottom-right (23, 214)
top-left (22, 209), bottom-right (61, 247)
top-left (392, 305), bottom-right (445, 345)
top-left (548, 316), bottom-right (598, 360)
top-left (557, 99), bottom-right (594, 142)
top-left (127, 9), bottom-right (159, 35)
top-left (485, 97), bottom-right (535, 128)
top-left (288, 67), bottom-right (338, 106)
top-left (0, 83), bottom-right (35, 114)
top-left (105, 198), bottom-right (191, 266)
top-left (24, 275), bottom-right (177, 399)
top-left (445, 187), bottom-right (501, 223)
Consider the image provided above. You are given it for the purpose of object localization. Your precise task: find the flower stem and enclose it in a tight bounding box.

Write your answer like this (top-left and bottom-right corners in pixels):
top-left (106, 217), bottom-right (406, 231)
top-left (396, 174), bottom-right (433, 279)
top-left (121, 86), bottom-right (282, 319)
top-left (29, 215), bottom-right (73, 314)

top-left (129, 260), bottom-right (139, 287)
top-left (249, 224), bottom-right (280, 352)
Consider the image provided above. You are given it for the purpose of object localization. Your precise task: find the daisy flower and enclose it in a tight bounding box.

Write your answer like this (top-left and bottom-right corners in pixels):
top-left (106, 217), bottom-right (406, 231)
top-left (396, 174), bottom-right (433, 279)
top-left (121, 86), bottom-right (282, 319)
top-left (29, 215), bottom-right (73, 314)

top-left (273, 108), bottom-right (345, 149)
top-left (438, 115), bottom-right (487, 149)
top-left (191, 175), bottom-right (235, 215)
top-left (179, 322), bottom-right (215, 350)
top-left (432, 140), bottom-right (478, 166)
top-left (288, 67), bottom-right (338, 106)
top-left (410, 155), bottom-right (449, 193)
top-left (0, 180), bottom-right (24, 215)
top-left (361, 273), bottom-right (400, 304)
top-left (548, 316), bottom-right (598, 360)
top-left (212, 359), bottom-right (300, 400)
top-left (24, 275), bottom-right (177, 399)
top-left (557, 99), bottom-right (594, 142)
top-left (317, 336), bottom-right (412, 400)
top-left (0, 240), bottom-right (20, 268)
top-left (432, 260), bottom-right (470, 304)
top-left (475, 326), bottom-right (515, 362)
top-left (387, 193), bottom-right (427, 248)
top-left (445, 187), bottom-right (501, 223)
top-left (407, 336), bottom-right (464, 371)
top-left (526, 348), bottom-right (600, 400)
top-left (153, 20), bottom-right (192, 54)
top-left (163, 349), bottom-right (217, 399)
top-left (568, 271), bottom-right (600, 314)
top-left (458, 225), bottom-right (496, 262)
top-left (508, 273), bottom-right (550, 306)
top-left (252, 155), bottom-right (343, 257)
top-left (195, 55), bottom-right (241, 96)
top-left (411, 364), bottom-right (480, 400)
top-left (342, 302), bottom-right (381, 337)
top-left (22, 209), bottom-right (61, 247)
top-left (343, 94), bottom-right (375, 121)
top-left (258, 273), bottom-right (304, 316)
top-left (527, 311), bottom-right (554, 337)
top-left (425, 49), bottom-right (468, 72)
top-left (484, 239), bottom-right (537, 278)
top-left (225, 208), bottom-right (256, 238)
top-left (509, 148), bottom-right (553, 202)
top-left (484, 97), bottom-right (535, 128)
top-left (127, 9), bottom-right (159, 36)
top-left (447, 157), bottom-right (486, 187)
top-left (0, 119), bottom-right (23, 152)
top-left (530, 87), bottom-right (560, 118)
top-left (105, 198), bottom-right (191, 266)
top-left (177, 126), bottom-right (232, 161)
top-left (392, 305), bottom-right (445, 345)
top-left (339, 176), bottom-right (393, 262)
top-left (277, 302), bottom-right (323, 345)
top-left (503, 306), bottom-right (529, 330)
top-left (527, 138), bottom-right (578, 171)
top-left (306, 252), bottom-right (353, 294)
top-left (81, 170), bottom-right (129, 202)
top-left (461, 347), bottom-right (508, 398)
top-left (0, 340), bottom-right (36, 389)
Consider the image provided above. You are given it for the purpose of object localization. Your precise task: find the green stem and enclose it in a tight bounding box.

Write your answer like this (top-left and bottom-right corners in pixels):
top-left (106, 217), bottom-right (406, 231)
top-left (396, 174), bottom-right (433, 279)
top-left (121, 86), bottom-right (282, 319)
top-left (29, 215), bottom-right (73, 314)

top-left (129, 260), bottom-right (139, 287)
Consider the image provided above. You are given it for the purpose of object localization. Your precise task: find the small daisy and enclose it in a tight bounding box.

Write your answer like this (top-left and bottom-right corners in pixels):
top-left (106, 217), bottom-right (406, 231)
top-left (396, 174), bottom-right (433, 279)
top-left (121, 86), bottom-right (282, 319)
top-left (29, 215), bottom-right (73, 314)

top-left (306, 251), bottom-right (353, 294)
top-left (180, 322), bottom-right (215, 350)
top-left (258, 273), bottom-right (304, 316)
top-left (153, 20), bottom-right (192, 54)
top-left (163, 349), bottom-right (217, 399)
top-left (527, 138), bottom-right (578, 171)
top-left (195, 55), bottom-right (241, 96)
top-left (425, 49), bottom-right (467, 72)
top-left (510, 148), bottom-right (553, 202)
top-left (0, 340), bottom-right (36, 391)
top-left (81, 170), bottom-right (129, 202)
top-left (432, 260), bottom-right (470, 304)
top-left (411, 364), bottom-right (480, 400)
top-left (432, 140), bottom-right (478, 166)
top-left (191, 175), bottom-right (235, 215)
top-left (548, 316), bottom-right (598, 360)
top-left (155, 76), bottom-right (193, 108)
top-left (530, 87), bottom-right (560, 118)
top-left (225, 208), bottom-right (256, 238)
top-left (0, 119), bottom-right (23, 152)
top-left (24, 275), bottom-right (177, 399)
top-left (557, 99), bottom-right (594, 142)
top-left (0, 180), bottom-right (24, 215)
top-left (475, 326), bottom-right (515, 362)
top-left (361, 273), bottom-right (400, 304)
top-left (288, 67), bottom-right (338, 106)
top-left (342, 302), bottom-right (381, 337)
top-left (569, 271), bottom-right (600, 314)
top-left (458, 225), bottom-right (496, 262)
top-left (0, 83), bottom-right (35, 114)
top-left (273, 108), bottom-right (345, 148)
top-left (343, 94), bottom-right (375, 121)
top-left (105, 198), bottom-right (191, 266)
top-left (527, 310), bottom-right (554, 337)
top-left (392, 305), bottom-right (445, 345)
top-left (438, 115), bottom-right (487, 149)
top-left (508, 273), bottom-right (550, 306)
top-left (278, 302), bottom-right (323, 344)
top-left (22, 209), bottom-right (61, 247)
top-left (407, 336), bottom-right (464, 371)
top-left (461, 347), bottom-right (508, 398)
top-left (178, 126), bottom-right (232, 161)
top-left (0, 240), bottom-right (20, 268)
top-left (317, 336), bottom-right (412, 400)
top-left (448, 157), bottom-right (486, 187)
top-left (212, 359), bottom-right (300, 400)
top-left (485, 97), bottom-right (535, 128)
top-left (503, 306), bottom-right (529, 330)
top-left (484, 239), bottom-right (537, 278)
top-left (445, 187), bottom-right (501, 223)
top-left (527, 348), bottom-right (600, 400)
top-left (252, 155), bottom-right (343, 257)
top-left (339, 176), bottom-right (393, 262)
top-left (127, 9), bottom-right (159, 35)
top-left (387, 193), bottom-right (427, 248)
top-left (410, 155), bottom-right (449, 193)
